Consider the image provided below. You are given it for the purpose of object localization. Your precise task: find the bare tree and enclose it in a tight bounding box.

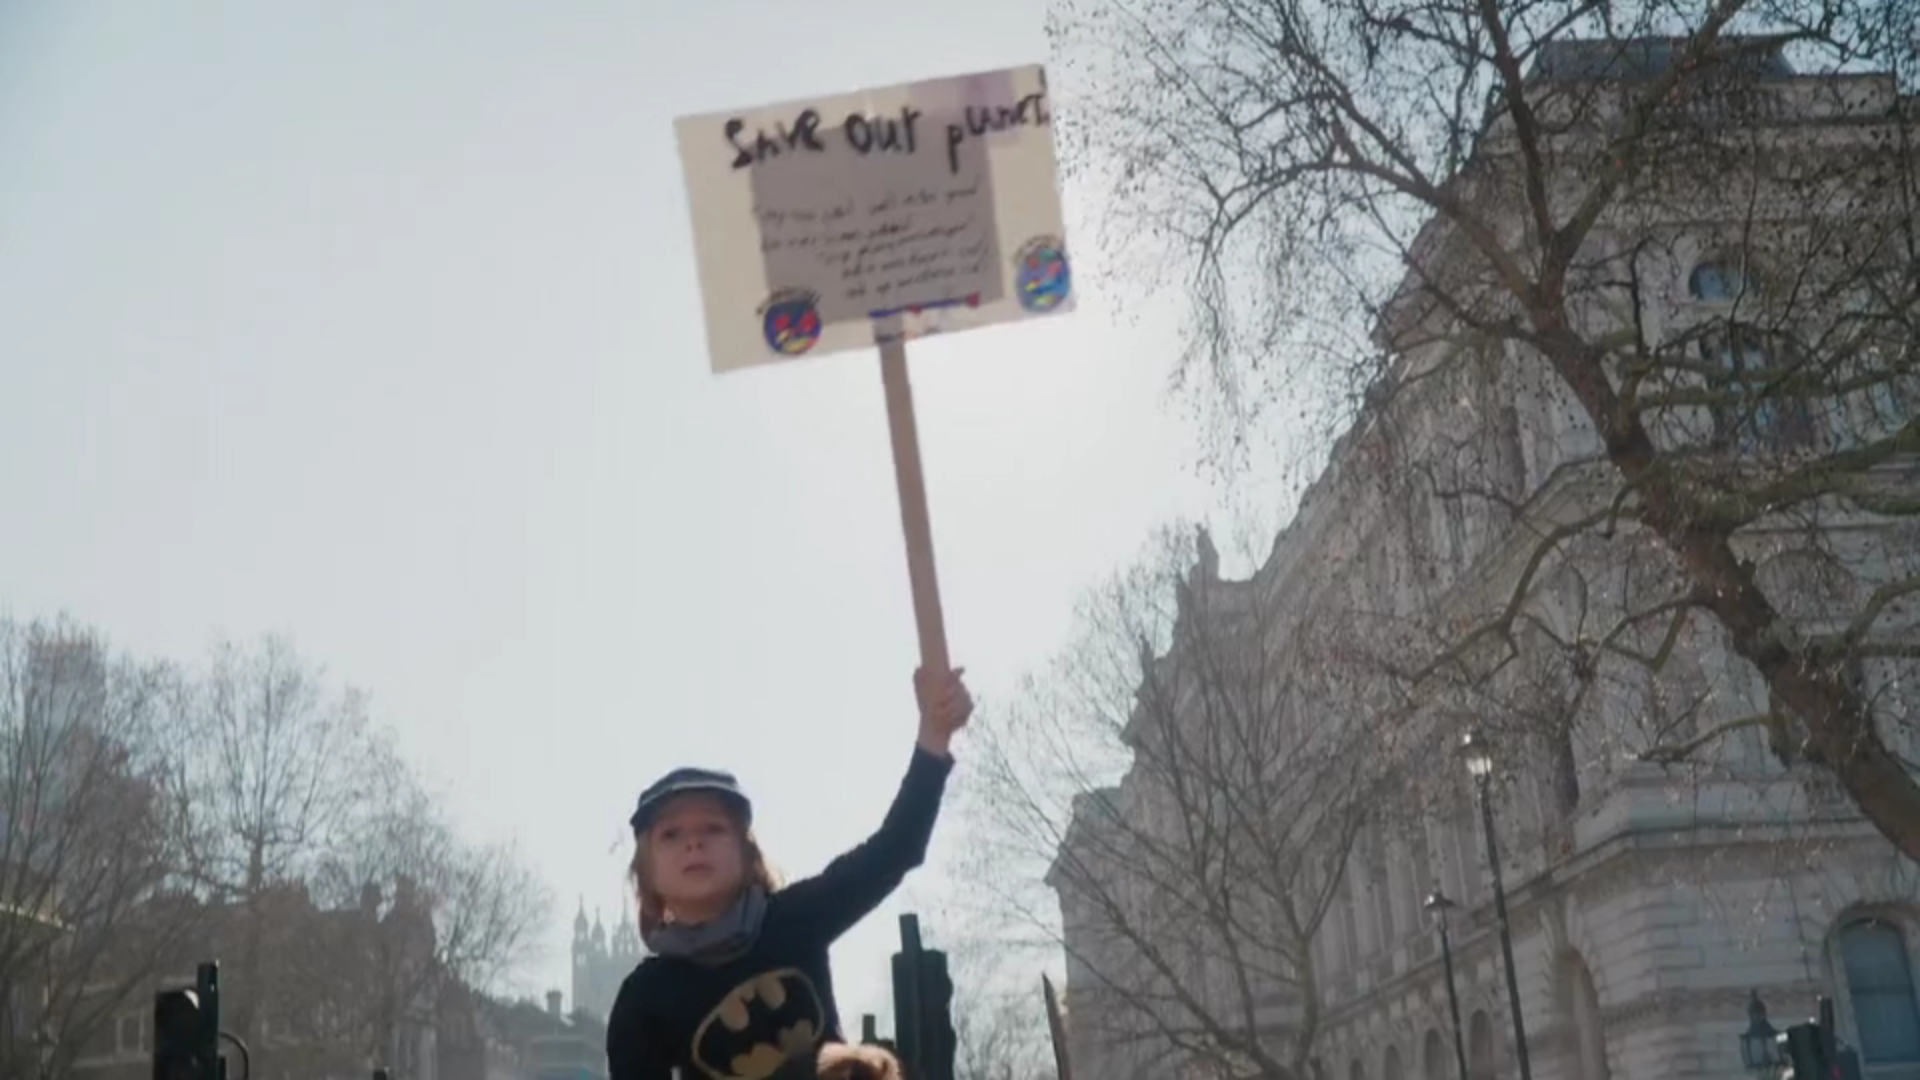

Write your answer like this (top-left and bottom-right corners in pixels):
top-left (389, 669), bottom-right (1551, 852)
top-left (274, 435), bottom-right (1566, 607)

top-left (176, 636), bottom-right (386, 1042)
top-left (0, 619), bottom-right (200, 1079)
top-left (920, 927), bottom-right (1056, 1080)
top-left (184, 636), bottom-right (377, 895)
top-left (962, 527), bottom-right (1418, 1080)
top-left (1053, 0), bottom-right (1920, 854)
top-left (950, 979), bottom-right (1052, 1080)
top-left (306, 765), bottom-right (550, 1069)
top-left (0, 619), bottom-right (548, 1077)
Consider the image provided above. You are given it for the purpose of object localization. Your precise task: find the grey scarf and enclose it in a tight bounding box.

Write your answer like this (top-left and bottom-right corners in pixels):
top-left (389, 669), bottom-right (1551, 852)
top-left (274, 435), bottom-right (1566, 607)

top-left (644, 885), bottom-right (768, 965)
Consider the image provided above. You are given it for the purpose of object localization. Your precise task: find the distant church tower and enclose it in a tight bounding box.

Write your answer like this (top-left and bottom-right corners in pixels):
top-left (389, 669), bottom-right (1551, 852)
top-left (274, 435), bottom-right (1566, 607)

top-left (571, 896), bottom-right (643, 1023)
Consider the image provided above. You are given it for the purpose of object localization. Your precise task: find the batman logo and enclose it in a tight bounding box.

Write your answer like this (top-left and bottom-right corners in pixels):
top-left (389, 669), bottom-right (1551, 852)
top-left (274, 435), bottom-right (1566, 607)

top-left (690, 968), bottom-right (827, 1080)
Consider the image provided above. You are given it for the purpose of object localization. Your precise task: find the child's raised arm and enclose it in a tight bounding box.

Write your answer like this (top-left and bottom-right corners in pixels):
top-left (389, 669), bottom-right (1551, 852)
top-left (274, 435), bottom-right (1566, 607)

top-left (775, 667), bottom-right (972, 943)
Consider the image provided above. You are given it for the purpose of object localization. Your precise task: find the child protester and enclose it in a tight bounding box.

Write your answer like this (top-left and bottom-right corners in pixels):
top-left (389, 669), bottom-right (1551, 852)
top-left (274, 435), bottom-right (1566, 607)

top-left (606, 666), bottom-right (973, 1080)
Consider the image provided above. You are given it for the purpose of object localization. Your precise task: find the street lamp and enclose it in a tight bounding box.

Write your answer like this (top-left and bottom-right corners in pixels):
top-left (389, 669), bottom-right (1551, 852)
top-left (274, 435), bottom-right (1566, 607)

top-left (1461, 728), bottom-right (1534, 1080)
top-left (1461, 730), bottom-right (1495, 780)
top-left (1423, 890), bottom-right (1470, 1080)
top-left (1740, 991), bottom-right (1782, 1074)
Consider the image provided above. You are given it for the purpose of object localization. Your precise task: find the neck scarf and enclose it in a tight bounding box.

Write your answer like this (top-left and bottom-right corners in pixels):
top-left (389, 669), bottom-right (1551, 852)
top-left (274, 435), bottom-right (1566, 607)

top-left (644, 885), bottom-right (768, 965)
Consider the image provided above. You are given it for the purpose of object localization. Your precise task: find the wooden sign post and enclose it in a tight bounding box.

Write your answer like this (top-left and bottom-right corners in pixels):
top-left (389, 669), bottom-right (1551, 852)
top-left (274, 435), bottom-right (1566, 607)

top-left (674, 65), bottom-right (1075, 673)
top-left (1043, 974), bottom-right (1075, 1080)
top-left (879, 338), bottom-right (950, 673)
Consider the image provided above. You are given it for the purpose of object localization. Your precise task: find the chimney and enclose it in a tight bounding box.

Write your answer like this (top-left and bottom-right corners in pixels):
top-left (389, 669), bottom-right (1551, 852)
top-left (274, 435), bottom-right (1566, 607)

top-left (546, 990), bottom-right (564, 1019)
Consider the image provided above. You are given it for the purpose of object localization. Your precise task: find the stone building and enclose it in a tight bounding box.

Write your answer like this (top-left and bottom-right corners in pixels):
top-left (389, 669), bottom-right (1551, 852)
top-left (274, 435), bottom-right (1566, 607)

top-left (65, 880), bottom-right (456, 1080)
top-left (1051, 34), bottom-right (1919, 1080)
top-left (571, 901), bottom-right (641, 1026)
top-left (525, 989), bottom-right (610, 1080)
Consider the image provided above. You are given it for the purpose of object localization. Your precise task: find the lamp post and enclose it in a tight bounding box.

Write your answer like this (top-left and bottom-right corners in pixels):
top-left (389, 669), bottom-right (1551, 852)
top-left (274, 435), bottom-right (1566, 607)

top-left (33, 1023), bottom-right (53, 1080)
top-left (1740, 991), bottom-right (1783, 1075)
top-left (1462, 729), bottom-right (1533, 1080)
top-left (1424, 890), bottom-right (1471, 1080)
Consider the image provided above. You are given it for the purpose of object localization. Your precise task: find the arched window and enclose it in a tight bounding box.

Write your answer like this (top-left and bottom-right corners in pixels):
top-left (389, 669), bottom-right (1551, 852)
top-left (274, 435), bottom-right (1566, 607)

top-left (1340, 873), bottom-right (1363, 968)
top-left (1699, 326), bottom-right (1817, 454)
top-left (1564, 952), bottom-right (1612, 1080)
top-left (1368, 831), bottom-right (1397, 950)
top-left (1839, 918), bottom-right (1920, 1073)
top-left (1689, 260), bottom-right (1750, 301)
top-left (1423, 1029), bottom-right (1451, 1080)
top-left (1468, 1010), bottom-right (1496, 1080)
top-left (1385, 1044), bottom-right (1406, 1080)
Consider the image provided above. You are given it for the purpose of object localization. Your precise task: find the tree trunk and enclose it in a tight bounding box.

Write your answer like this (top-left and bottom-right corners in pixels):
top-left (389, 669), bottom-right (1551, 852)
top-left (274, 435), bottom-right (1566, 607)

top-left (234, 843), bottom-right (266, 1043)
top-left (1544, 338), bottom-right (1920, 862)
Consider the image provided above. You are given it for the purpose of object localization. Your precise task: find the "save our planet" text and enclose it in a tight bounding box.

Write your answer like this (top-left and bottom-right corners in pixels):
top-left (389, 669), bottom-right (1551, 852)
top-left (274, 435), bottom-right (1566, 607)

top-left (722, 92), bottom-right (1050, 176)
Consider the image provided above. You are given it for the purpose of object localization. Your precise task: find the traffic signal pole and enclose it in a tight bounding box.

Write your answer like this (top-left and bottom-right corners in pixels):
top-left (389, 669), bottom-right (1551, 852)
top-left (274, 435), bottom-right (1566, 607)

top-left (889, 915), bottom-right (957, 1080)
top-left (153, 962), bottom-right (222, 1080)
top-left (1778, 997), bottom-right (1863, 1080)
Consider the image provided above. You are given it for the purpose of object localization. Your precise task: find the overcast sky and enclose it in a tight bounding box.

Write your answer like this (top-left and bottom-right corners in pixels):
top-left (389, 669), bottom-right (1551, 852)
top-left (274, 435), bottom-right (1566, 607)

top-left (0, 1), bottom-right (1260, 1022)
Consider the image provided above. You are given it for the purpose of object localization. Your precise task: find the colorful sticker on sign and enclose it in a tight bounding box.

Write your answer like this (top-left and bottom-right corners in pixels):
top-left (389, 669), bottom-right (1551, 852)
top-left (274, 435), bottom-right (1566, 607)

top-left (1014, 238), bottom-right (1071, 313)
top-left (760, 290), bottom-right (823, 356)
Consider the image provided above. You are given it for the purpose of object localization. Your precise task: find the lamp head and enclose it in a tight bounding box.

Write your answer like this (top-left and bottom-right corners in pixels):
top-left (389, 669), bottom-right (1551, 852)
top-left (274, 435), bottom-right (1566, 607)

top-left (1739, 990), bottom-right (1781, 1072)
top-left (1461, 729), bottom-right (1494, 779)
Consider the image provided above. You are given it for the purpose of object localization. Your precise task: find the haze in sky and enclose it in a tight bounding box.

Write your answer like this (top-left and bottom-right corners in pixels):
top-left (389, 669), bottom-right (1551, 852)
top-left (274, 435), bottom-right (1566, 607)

top-left (0, 2), bottom-right (1243, 1021)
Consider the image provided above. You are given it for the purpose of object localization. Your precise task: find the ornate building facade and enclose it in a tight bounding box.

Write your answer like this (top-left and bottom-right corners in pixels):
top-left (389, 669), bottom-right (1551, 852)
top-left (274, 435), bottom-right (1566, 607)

top-left (571, 900), bottom-right (641, 1024)
top-left (1051, 34), bottom-right (1919, 1080)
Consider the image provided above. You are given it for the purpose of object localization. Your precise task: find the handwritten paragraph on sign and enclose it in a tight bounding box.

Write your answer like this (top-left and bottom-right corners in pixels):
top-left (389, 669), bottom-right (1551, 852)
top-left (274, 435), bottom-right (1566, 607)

top-left (755, 180), bottom-right (995, 324)
top-left (675, 65), bottom-right (1074, 372)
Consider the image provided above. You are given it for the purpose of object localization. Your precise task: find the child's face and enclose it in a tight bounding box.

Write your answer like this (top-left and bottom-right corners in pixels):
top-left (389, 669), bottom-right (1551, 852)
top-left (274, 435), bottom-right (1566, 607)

top-left (646, 793), bottom-right (747, 917)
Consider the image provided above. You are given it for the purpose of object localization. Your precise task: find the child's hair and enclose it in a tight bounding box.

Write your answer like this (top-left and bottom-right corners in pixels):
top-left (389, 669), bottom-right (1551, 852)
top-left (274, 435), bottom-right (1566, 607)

top-left (628, 801), bottom-right (782, 936)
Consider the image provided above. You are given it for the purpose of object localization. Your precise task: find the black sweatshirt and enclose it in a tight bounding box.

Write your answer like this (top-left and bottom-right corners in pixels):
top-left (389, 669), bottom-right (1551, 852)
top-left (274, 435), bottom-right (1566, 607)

top-left (606, 747), bottom-right (952, 1080)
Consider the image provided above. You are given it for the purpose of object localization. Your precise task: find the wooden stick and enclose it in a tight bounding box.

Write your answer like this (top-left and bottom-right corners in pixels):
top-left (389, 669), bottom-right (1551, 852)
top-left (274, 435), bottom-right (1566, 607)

top-left (878, 338), bottom-right (951, 675)
top-left (1043, 975), bottom-right (1074, 1080)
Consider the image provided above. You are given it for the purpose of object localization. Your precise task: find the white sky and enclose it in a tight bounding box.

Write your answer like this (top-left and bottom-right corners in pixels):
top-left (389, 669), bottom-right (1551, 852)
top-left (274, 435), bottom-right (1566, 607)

top-left (0, 1), bottom-right (1257, 1025)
